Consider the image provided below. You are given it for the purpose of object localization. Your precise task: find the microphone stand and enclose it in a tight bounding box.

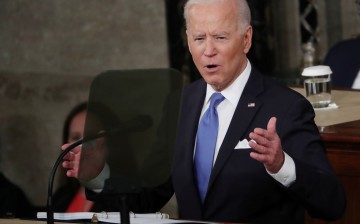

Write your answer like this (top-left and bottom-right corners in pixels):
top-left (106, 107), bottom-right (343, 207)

top-left (46, 129), bottom-right (110, 224)
top-left (46, 130), bottom-right (134, 224)
top-left (120, 194), bottom-right (130, 224)
top-left (46, 139), bottom-right (83, 224)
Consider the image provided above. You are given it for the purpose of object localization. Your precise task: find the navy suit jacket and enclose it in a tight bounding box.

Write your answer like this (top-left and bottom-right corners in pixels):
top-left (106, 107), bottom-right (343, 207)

top-left (171, 67), bottom-right (345, 223)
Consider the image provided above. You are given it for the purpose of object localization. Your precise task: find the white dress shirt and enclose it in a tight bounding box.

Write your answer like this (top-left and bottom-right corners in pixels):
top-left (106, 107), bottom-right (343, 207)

top-left (352, 70), bottom-right (360, 89)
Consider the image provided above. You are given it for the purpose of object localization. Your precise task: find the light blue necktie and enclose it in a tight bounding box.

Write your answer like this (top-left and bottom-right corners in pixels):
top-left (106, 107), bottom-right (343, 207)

top-left (194, 92), bottom-right (225, 203)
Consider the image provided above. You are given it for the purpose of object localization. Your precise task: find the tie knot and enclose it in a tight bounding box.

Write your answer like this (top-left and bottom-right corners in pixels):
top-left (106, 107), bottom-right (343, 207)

top-left (210, 93), bottom-right (225, 109)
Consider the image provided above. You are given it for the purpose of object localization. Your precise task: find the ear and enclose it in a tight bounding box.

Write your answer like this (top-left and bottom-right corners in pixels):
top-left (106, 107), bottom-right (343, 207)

top-left (243, 26), bottom-right (253, 54)
top-left (186, 29), bottom-right (192, 54)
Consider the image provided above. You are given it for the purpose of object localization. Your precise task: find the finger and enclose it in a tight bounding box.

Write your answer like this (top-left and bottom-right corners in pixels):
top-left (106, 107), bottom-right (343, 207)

top-left (63, 153), bottom-right (73, 161)
top-left (63, 149), bottom-right (80, 161)
top-left (66, 169), bottom-right (78, 178)
top-left (248, 137), bottom-right (267, 154)
top-left (250, 151), bottom-right (269, 163)
top-left (267, 117), bottom-right (277, 134)
top-left (249, 132), bottom-right (269, 147)
top-left (61, 143), bottom-right (71, 151)
top-left (71, 146), bottom-right (81, 153)
top-left (62, 147), bottom-right (81, 161)
top-left (62, 160), bottom-right (74, 169)
top-left (252, 128), bottom-right (275, 145)
top-left (251, 119), bottom-right (277, 143)
top-left (253, 127), bottom-right (266, 136)
top-left (62, 160), bottom-right (79, 173)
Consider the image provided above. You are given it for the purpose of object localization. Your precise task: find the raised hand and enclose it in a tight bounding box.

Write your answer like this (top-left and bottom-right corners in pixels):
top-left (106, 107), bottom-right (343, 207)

top-left (248, 117), bottom-right (285, 173)
top-left (61, 143), bottom-right (81, 178)
top-left (61, 137), bottom-right (106, 181)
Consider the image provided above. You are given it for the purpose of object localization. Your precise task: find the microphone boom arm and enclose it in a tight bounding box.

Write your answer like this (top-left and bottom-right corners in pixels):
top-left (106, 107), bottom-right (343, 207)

top-left (46, 115), bottom-right (152, 224)
top-left (46, 138), bottom-right (83, 224)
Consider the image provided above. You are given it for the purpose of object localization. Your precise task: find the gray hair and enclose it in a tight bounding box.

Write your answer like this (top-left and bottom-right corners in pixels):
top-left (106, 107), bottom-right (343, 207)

top-left (183, 0), bottom-right (251, 32)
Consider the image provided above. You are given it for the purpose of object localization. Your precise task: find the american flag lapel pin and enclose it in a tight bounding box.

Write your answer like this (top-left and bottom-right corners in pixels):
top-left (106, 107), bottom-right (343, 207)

top-left (248, 102), bottom-right (255, 107)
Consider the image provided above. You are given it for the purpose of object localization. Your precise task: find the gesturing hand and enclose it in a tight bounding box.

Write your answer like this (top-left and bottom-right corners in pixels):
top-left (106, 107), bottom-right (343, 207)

top-left (61, 143), bottom-right (81, 178)
top-left (248, 117), bottom-right (285, 173)
top-left (61, 137), bottom-right (106, 181)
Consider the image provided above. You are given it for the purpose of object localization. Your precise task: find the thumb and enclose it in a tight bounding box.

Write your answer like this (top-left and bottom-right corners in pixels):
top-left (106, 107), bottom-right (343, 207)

top-left (267, 117), bottom-right (277, 133)
top-left (61, 143), bottom-right (72, 150)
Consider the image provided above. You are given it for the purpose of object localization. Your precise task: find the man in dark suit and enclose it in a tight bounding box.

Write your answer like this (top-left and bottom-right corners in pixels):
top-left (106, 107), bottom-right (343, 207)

top-left (62, 0), bottom-right (345, 223)
top-left (171, 1), bottom-right (345, 222)
top-left (324, 37), bottom-right (360, 88)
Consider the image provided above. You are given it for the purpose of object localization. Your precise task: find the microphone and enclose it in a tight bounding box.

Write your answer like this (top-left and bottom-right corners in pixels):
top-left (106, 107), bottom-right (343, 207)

top-left (46, 115), bottom-right (153, 224)
top-left (84, 114), bottom-right (153, 141)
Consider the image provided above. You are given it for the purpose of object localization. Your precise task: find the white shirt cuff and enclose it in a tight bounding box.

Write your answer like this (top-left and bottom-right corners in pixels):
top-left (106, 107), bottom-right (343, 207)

top-left (267, 152), bottom-right (296, 187)
top-left (80, 163), bottom-right (110, 193)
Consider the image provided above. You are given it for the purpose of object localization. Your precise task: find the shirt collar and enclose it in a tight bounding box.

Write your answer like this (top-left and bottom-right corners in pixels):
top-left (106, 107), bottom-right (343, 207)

top-left (205, 59), bottom-right (252, 106)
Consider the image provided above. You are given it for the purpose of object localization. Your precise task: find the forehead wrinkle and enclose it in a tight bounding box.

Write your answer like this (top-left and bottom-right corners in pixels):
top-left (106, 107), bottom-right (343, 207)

top-left (187, 3), bottom-right (240, 34)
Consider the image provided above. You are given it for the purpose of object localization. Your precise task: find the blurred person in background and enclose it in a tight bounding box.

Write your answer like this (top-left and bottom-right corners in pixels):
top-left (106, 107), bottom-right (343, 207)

top-left (52, 102), bottom-right (93, 212)
top-left (0, 172), bottom-right (35, 218)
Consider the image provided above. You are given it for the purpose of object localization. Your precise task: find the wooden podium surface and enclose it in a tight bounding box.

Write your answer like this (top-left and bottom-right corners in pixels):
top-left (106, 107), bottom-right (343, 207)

top-left (0, 220), bottom-right (65, 224)
top-left (292, 88), bottom-right (360, 127)
top-left (297, 88), bottom-right (360, 224)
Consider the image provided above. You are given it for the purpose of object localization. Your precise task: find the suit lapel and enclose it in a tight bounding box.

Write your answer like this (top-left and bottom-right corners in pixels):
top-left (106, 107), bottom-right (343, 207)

top-left (182, 80), bottom-right (206, 164)
top-left (208, 69), bottom-right (265, 191)
top-left (179, 80), bottom-right (206, 199)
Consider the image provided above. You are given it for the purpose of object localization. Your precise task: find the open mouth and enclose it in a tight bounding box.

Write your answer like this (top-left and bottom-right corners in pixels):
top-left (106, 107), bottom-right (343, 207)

top-left (206, 64), bottom-right (218, 69)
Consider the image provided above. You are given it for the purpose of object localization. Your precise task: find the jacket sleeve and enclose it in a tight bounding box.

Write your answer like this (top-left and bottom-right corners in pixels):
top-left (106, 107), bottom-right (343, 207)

top-left (278, 97), bottom-right (346, 221)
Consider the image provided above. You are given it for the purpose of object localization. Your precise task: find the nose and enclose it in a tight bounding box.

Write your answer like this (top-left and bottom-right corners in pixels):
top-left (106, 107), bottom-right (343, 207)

top-left (204, 39), bottom-right (216, 57)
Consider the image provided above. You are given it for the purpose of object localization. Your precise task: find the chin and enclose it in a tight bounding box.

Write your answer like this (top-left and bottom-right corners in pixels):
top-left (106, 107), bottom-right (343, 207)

top-left (207, 80), bottom-right (225, 91)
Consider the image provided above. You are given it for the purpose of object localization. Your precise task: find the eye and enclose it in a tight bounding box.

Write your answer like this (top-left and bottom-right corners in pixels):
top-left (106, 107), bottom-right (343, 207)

top-left (216, 36), bottom-right (226, 40)
top-left (194, 37), bottom-right (205, 42)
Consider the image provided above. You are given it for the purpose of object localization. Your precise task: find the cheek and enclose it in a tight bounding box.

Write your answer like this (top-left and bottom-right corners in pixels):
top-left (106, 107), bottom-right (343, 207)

top-left (227, 45), bottom-right (245, 62)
